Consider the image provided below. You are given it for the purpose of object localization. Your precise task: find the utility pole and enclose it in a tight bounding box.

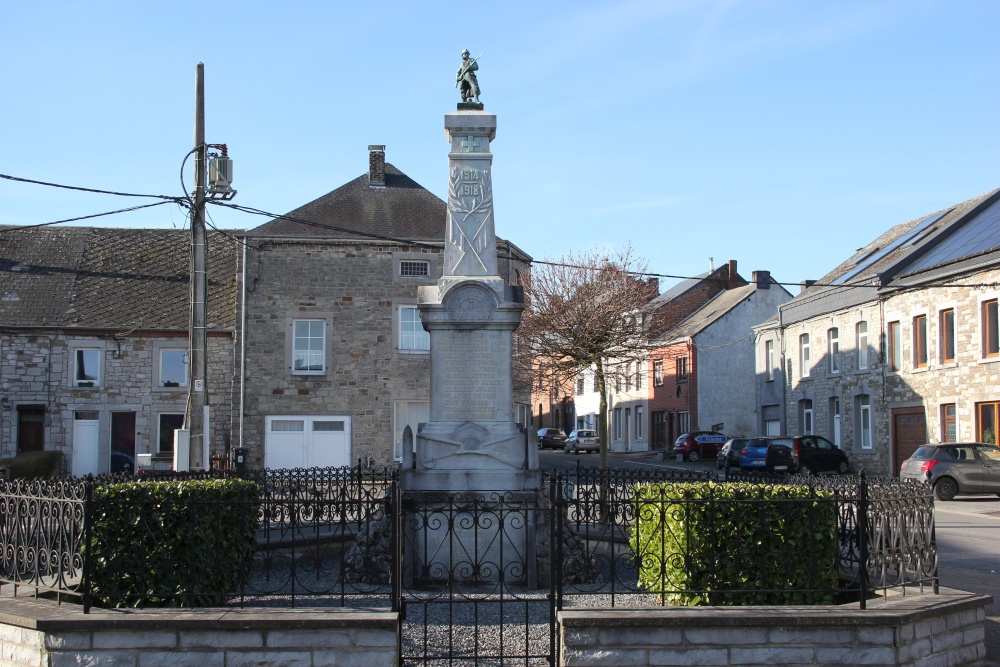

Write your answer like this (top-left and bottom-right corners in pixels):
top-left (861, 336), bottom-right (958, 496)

top-left (188, 62), bottom-right (208, 470)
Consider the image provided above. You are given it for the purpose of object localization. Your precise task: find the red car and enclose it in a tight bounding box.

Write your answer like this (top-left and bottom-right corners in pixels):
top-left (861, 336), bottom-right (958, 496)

top-left (673, 431), bottom-right (728, 462)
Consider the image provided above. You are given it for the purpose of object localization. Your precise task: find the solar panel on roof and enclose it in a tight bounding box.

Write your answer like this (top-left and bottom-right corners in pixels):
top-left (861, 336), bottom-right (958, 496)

top-left (901, 197), bottom-right (1000, 275)
top-left (834, 210), bottom-right (949, 284)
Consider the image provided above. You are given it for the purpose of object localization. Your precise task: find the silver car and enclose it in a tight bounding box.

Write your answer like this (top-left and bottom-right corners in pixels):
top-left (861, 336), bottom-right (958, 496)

top-left (564, 429), bottom-right (600, 454)
top-left (899, 443), bottom-right (1000, 500)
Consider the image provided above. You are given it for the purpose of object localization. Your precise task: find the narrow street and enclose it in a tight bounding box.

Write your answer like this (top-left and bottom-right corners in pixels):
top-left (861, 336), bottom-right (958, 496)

top-left (540, 447), bottom-right (1000, 665)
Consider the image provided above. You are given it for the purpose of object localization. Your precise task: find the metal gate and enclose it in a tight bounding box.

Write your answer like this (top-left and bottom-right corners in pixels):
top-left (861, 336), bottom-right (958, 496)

top-left (397, 490), bottom-right (556, 666)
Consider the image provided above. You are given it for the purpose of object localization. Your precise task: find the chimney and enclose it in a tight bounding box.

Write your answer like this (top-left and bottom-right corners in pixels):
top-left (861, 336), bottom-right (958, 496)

top-left (800, 279), bottom-right (816, 294)
top-left (727, 259), bottom-right (737, 289)
top-left (753, 270), bottom-right (771, 289)
top-left (709, 257), bottom-right (714, 272)
top-left (368, 145), bottom-right (386, 187)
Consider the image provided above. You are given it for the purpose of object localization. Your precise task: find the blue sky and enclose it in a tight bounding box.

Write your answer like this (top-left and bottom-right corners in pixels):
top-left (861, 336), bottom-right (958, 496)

top-left (2, 1), bottom-right (998, 293)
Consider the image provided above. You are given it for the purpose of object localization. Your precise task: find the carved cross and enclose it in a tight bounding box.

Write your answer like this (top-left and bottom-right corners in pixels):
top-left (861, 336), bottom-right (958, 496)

top-left (461, 135), bottom-right (482, 153)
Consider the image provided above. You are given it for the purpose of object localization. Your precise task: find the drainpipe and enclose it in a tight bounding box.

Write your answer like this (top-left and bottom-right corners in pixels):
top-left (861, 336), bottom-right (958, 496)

top-left (238, 241), bottom-right (248, 450)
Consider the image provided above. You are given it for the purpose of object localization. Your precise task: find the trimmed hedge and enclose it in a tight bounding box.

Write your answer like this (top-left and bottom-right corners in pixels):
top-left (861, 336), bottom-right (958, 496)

top-left (0, 450), bottom-right (64, 479)
top-left (87, 478), bottom-right (260, 607)
top-left (630, 481), bottom-right (839, 605)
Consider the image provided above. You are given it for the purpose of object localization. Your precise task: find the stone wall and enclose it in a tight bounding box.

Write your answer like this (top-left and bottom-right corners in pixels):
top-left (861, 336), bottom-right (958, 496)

top-left (0, 600), bottom-right (397, 667)
top-left (560, 591), bottom-right (990, 667)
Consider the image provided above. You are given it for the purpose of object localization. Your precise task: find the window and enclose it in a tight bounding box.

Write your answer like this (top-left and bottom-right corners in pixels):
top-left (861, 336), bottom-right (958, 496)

top-left (592, 373), bottom-right (599, 393)
top-left (399, 260), bottom-right (430, 277)
top-left (158, 413), bottom-right (185, 454)
top-left (799, 399), bottom-right (814, 435)
top-left (625, 363), bottom-right (632, 391)
top-left (828, 328), bottom-right (840, 373)
top-left (636, 406), bottom-right (644, 440)
top-left (614, 408), bottom-right (622, 440)
top-left (614, 374), bottom-right (621, 393)
top-left (765, 340), bottom-right (775, 381)
top-left (159, 349), bottom-right (188, 387)
top-left (983, 299), bottom-right (998, 358)
top-left (678, 411), bottom-right (690, 434)
top-left (977, 401), bottom-right (999, 444)
top-left (576, 378), bottom-right (585, 396)
top-left (829, 397), bottom-right (841, 446)
top-left (635, 362), bottom-right (643, 390)
top-left (858, 395), bottom-right (872, 449)
top-left (75, 348), bottom-right (101, 387)
top-left (940, 309), bottom-right (955, 363)
top-left (677, 356), bottom-right (689, 382)
top-left (888, 322), bottom-right (901, 371)
top-left (394, 400), bottom-right (429, 461)
top-left (913, 315), bottom-right (927, 368)
top-left (942, 404), bottom-right (956, 443)
top-left (856, 322), bottom-right (868, 370)
top-left (293, 319), bottom-right (326, 373)
top-left (762, 404), bottom-right (781, 436)
top-left (653, 360), bottom-right (664, 386)
top-left (399, 306), bottom-right (430, 351)
top-left (799, 334), bottom-right (810, 378)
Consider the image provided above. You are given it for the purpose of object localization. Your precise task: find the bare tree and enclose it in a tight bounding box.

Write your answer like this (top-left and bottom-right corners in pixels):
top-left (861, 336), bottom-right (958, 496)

top-left (517, 247), bottom-right (657, 468)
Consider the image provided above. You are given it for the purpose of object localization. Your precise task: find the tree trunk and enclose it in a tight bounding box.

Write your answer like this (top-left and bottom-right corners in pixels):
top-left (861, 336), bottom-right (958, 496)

top-left (596, 358), bottom-right (609, 470)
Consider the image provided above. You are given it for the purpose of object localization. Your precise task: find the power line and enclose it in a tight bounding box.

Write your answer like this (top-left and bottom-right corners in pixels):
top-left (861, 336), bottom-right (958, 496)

top-left (0, 173), bottom-right (184, 202)
top-left (0, 201), bottom-right (178, 234)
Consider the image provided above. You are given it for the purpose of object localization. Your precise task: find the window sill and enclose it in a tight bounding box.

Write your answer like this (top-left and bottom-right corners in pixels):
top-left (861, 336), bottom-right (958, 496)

top-left (854, 368), bottom-right (871, 376)
top-left (937, 361), bottom-right (958, 369)
top-left (977, 356), bottom-right (1000, 366)
top-left (396, 349), bottom-right (430, 356)
top-left (291, 371), bottom-right (326, 376)
top-left (911, 366), bottom-right (931, 374)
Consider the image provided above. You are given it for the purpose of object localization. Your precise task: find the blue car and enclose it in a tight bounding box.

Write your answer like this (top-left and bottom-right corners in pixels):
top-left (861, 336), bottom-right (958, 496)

top-left (739, 437), bottom-right (798, 473)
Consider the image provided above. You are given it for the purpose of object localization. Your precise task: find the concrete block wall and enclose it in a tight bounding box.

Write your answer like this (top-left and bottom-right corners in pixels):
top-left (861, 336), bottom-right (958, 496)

top-left (0, 601), bottom-right (397, 667)
top-left (560, 591), bottom-right (990, 667)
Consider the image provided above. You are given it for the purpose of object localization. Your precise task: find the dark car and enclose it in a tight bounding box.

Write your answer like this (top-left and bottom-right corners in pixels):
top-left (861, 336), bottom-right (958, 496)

top-left (537, 428), bottom-right (567, 450)
top-left (792, 435), bottom-right (851, 475)
top-left (899, 443), bottom-right (1000, 500)
top-left (716, 438), bottom-right (748, 470)
top-left (565, 429), bottom-right (600, 454)
top-left (739, 437), bottom-right (797, 473)
top-left (673, 431), bottom-right (727, 462)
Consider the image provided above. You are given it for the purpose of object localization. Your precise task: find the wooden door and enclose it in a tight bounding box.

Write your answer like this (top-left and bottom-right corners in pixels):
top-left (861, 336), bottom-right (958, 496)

top-left (893, 408), bottom-right (927, 472)
top-left (17, 406), bottom-right (45, 453)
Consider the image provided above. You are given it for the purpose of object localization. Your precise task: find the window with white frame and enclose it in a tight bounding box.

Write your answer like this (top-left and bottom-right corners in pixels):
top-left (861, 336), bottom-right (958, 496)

top-left (799, 334), bottom-right (810, 378)
top-left (635, 362), bottom-right (643, 390)
top-left (982, 299), bottom-right (998, 358)
top-left (856, 322), bottom-right (868, 370)
top-left (399, 306), bottom-right (430, 351)
top-left (765, 340), bottom-right (775, 381)
top-left (635, 406), bottom-right (644, 440)
top-left (857, 395), bottom-right (872, 449)
top-left (828, 328), bottom-right (840, 374)
top-left (913, 315), bottom-right (928, 368)
top-left (799, 399), bottom-right (814, 434)
top-left (159, 349), bottom-right (188, 387)
top-left (74, 348), bottom-right (101, 387)
top-left (293, 320), bottom-right (326, 373)
top-left (399, 260), bottom-right (430, 277)
top-left (939, 309), bottom-right (955, 364)
top-left (614, 408), bottom-right (622, 440)
top-left (653, 360), bottom-right (663, 386)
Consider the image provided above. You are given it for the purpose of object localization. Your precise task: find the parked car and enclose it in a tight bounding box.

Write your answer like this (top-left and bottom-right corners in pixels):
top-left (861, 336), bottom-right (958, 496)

top-left (791, 435), bottom-right (851, 475)
top-left (537, 428), bottom-right (567, 450)
top-left (739, 437), bottom-right (797, 473)
top-left (899, 443), bottom-right (1000, 500)
top-left (565, 429), bottom-right (600, 454)
top-left (673, 431), bottom-right (727, 462)
top-left (716, 438), bottom-right (748, 470)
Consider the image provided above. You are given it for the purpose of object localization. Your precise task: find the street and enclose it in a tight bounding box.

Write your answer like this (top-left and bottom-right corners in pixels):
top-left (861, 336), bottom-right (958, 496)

top-left (539, 446), bottom-right (1000, 665)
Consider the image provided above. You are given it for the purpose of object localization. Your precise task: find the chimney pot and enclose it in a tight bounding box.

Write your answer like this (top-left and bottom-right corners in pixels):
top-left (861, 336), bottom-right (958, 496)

top-left (368, 145), bottom-right (386, 187)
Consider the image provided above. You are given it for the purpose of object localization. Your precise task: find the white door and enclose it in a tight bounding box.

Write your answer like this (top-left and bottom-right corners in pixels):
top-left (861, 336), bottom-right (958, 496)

top-left (265, 416), bottom-right (351, 469)
top-left (72, 415), bottom-right (100, 477)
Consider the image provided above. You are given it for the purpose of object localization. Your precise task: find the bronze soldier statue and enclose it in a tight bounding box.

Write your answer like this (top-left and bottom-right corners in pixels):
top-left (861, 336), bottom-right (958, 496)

top-left (456, 49), bottom-right (481, 104)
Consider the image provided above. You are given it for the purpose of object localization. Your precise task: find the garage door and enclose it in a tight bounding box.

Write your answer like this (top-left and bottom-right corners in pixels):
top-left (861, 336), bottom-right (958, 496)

top-left (264, 416), bottom-right (351, 469)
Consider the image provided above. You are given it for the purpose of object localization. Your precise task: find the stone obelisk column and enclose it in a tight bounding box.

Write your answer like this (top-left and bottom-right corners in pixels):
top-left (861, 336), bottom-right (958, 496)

top-left (405, 108), bottom-right (537, 493)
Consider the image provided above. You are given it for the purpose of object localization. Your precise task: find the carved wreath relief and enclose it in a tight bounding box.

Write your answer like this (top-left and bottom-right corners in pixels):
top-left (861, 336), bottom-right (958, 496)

top-left (447, 165), bottom-right (495, 276)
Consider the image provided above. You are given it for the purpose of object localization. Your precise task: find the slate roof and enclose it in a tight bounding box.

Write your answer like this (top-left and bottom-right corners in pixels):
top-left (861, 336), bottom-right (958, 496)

top-left (0, 227), bottom-right (238, 331)
top-left (246, 163), bottom-right (447, 240)
top-left (780, 188), bottom-right (1000, 326)
top-left (657, 284), bottom-right (759, 343)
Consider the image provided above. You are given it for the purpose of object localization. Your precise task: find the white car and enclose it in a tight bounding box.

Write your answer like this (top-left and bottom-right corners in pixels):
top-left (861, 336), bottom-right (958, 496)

top-left (564, 430), bottom-right (600, 454)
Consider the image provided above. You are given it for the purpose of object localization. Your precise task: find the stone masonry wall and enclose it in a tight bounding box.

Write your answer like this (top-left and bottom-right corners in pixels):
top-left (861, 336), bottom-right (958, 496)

top-left (560, 591), bottom-right (989, 667)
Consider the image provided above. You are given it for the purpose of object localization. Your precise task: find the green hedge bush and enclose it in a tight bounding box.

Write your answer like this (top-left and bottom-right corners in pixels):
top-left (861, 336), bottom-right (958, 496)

top-left (87, 478), bottom-right (260, 607)
top-left (630, 481), bottom-right (839, 605)
top-left (0, 450), bottom-right (64, 479)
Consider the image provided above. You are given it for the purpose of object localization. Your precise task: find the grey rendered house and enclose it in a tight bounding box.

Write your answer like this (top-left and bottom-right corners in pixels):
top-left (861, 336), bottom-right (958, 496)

top-left (236, 147), bottom-right (531, 469)
top-left (0, 226), bottom-right (238, 474)
top-left (754, 187), bottom-right (1000, 475)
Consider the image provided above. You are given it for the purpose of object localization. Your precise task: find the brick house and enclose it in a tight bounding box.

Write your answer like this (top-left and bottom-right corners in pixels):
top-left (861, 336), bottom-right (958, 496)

top-left (754, 187), bottom-right (1000, 475)
top-left (236, 147), bottom-right (531, 469)
top-left (0, 226), bottom-right (238, 474)
top-left (647, 271), bottom-right (791, 450)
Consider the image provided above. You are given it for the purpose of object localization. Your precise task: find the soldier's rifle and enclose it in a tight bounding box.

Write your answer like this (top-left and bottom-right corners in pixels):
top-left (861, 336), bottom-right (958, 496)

top-left (455, 51), bottom-right (485, 87)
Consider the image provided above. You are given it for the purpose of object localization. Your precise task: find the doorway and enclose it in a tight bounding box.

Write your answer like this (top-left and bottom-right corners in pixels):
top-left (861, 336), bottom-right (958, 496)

top-left (111, 412), bottom-right (136, 474)
top-left (17, 405), bottom-right (45, 454)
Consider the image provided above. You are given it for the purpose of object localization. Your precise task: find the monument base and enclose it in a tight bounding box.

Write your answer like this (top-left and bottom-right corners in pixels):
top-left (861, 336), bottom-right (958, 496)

top-left (457, 102), bottom-right (484, 111)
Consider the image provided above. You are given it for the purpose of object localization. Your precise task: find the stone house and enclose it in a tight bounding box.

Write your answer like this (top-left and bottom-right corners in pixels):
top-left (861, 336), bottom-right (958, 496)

top-left (753, 187), bottom-right (1000, 475)
top-left (236, 147), bottom-right (531, 469)
top-left (647, 271), bottom-right (792, 449)
top-left (0, 226), bottom-right (238, 475)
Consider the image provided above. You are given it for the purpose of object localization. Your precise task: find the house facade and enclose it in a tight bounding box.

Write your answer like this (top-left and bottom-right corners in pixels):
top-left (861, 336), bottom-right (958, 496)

top-left (236, 147), bottom-right (531, 469)
top-left (0, 227), bottom-right (238, 475)
top-left (754, 188), bottom-right (1000, 475)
